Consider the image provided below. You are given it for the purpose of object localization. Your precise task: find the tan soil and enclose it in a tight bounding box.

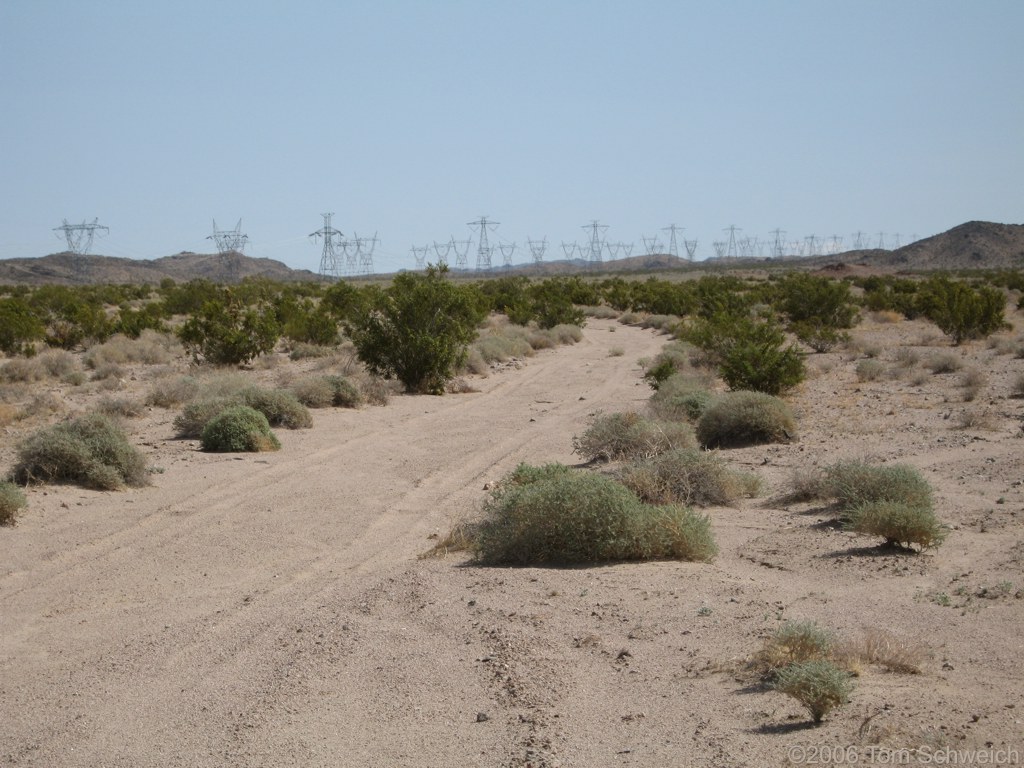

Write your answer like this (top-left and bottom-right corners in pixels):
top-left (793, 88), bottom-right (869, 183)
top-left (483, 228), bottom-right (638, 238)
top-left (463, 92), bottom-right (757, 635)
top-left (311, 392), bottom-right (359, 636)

top-left (2, 315), bottom-right (1023, 767)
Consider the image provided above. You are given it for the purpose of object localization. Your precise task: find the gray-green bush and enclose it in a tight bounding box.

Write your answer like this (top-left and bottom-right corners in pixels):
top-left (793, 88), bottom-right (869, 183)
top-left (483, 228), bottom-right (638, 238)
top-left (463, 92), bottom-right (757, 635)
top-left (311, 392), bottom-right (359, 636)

top-left (200, 405), bottom-right (281, 453)
top-left (696, 391), bottom-right (796, 448)
top-left (472, 464), bottom-right (717, 565)
top-left (573, 411), bottom-right (697, 462)
top-left (13, 413), bottom-right (149, 490)
top-left (0, 480), bottom-right (27, 525)
top-left (619, 448), bottom-right (761, 507)
top-left (771, 659), bottom-right (853, 723)
top-left (844, 500), bottom-right (946, 550)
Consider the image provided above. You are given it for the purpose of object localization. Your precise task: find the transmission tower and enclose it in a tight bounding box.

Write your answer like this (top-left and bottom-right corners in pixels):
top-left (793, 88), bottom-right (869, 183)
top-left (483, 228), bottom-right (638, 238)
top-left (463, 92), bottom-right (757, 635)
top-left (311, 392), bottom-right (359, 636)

top-left (411, 245), bottom-right (429, 270)
top-left (448, 237), bottom-right (471, 270)
top-left (876, 232), bottom-right (887, 250)
top-left (712, 241), bottom-right (727, 259)
top-left (561, 241), bottom-right (580, 260)
top-left (432, 240), bottom-right (452, 267)
top-left (582, 220), bottom-right (609, 266)
top-left (723, 225), bottom-right (741, 258)
top-left (804, 234), bottom-right (819, 257)
top-left (53, 217), bottom-right (109, 256)
top-left (310, 213), bottom-right (345, 279)
top-left (852, 231), bottom-right (867, 250)
top-left (357, 233), bottom-right (378, 275)
top-left (739, 237), bottom-right (755, 258)
top-left (661, 224), bottom-right (684, 258)
top-left (891, 233), bottom-right (902, 249)
top-left (770, 229), bottom-right (786, 258)
top-left (641, 235), bottom-right (663, 256)
top-left (208, 219), bottom-right (249, 281)
top-left (527, 237), bottom-right (548, 265)
top-left (828, 234), bottom-right (843, 254)
top-left (468, 216), bottom-right (498, 271)
top-left (684, 239), bottom-right (698, 260)
top-left (498, 243), bottom-right (517, 269)
top-left (615, 242), bottom-right (634, 258)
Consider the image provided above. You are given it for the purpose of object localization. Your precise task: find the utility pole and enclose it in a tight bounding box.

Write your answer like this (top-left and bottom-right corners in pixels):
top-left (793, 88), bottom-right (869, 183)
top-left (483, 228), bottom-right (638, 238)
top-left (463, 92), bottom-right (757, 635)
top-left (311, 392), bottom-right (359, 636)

top-left (310, 213), bottom-right (344, 279)
top-left (468, 216), bottom-right (498, 271)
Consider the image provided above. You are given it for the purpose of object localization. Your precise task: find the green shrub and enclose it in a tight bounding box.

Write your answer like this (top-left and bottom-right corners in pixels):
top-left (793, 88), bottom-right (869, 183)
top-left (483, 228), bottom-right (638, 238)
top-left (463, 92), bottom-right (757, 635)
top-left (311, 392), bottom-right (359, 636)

top-left (236, 386), bottom-right (312, 429)
top-left (917, 276), bottom-right (1006, 344)
top-left (755, 620), bottom-right (835, 675)
top-left (775, 272), bottom-right (858, 352)
top-left (0, 481), bottom-right (27, 525)
top-left (823, 460), bottom-right (933, 514)
top-left (199, 405), bottom-right (281, 452)
top-left (696, 391), bottom-right (797, 448)
top-left (771, 659), bottom-right (853, 723)
top-left (173, 396), bottom-right (237, 437)
top-left (619, 448), bottom-right (760, 507)
top-left (289, 376), bottom-right (335, 408)
top-left (177, 290), bottom-right (281, 365)
top-left (323, 376), bottom-right (363, 407)
top-left (844, 501), bottom-right (947, 550)
top-left (473, 465), bottom-right (717, 565)
top-left (0, 297), bottom-right (45, 355)
top-left (573, 411), bottom-right (697, 462)
top-left (13, 413), bottom-right (149, 490)
top-left (648, 374), bottom-right (716, 422)
top-left (346, 265), bottom-right (486, 394)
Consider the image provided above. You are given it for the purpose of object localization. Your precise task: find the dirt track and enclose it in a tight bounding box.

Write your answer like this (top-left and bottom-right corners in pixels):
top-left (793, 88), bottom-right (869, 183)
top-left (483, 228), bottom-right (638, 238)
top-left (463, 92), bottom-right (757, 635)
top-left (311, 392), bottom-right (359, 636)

top-left (2, 316), bottom-right (1023, 767)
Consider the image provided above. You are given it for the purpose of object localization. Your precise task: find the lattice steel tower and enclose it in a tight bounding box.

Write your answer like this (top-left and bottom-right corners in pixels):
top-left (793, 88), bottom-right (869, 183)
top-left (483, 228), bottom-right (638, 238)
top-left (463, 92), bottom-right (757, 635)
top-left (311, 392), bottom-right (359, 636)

top-left (662, 224), bottom-right (683, 258)
top-left (310, 213), bottom-right (345, 278)
top-left (582, 220), bottom-right (609, 266)
top-left (468, 216), bottom-right (498, 271)
top-left (53, 218), bottom-right (109, 256)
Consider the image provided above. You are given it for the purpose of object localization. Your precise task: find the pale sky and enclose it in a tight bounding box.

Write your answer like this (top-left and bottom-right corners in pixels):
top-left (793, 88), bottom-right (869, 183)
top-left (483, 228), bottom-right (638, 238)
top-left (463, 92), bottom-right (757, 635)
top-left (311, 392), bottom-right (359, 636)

top-left (1, 0), bottom-right (1021, 273)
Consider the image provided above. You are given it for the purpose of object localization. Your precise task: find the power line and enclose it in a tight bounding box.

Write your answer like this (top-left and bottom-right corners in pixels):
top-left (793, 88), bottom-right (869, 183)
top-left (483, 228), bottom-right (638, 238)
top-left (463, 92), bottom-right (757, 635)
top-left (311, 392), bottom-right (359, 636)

top-left (310, 212), bottom-right (344, 279)
top-left (467, 216), bottom-right (499, 271)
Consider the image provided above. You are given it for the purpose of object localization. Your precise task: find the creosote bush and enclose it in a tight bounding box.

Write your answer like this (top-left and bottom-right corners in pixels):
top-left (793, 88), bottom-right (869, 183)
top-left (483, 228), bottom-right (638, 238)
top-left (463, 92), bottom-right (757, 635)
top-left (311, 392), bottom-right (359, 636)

top-left (572, 411), bottom-right (696, 463)
top-left (696, 391), bottom-right (796, 449)
top-left (472, 464), bottom-right (717, 565)
top-left (290, 375), bottom-right (363, 409)
top-left (200, 405), bottom-right (281, 453)
top-left (13, 413), bottom-right (149, 490)
top-left (648, 374), bottom-right (716, 422)
top-left (771, 660), bottom-right (853, 724)
top-left (619, 449), bottom-right (760, 507)
top-left (0, 481), bottom-right (28, 525)
top-left (173, 386), bottom-right (311, 437)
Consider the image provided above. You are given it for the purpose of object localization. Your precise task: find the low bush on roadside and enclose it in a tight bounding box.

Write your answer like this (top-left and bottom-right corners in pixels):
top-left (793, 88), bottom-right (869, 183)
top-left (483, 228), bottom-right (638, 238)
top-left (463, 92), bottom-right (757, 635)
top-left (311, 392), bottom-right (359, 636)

top-left (619, 448), bottom-right (760, 507)
top-left (173, 385), bottom-right (312, 437)
top-left (771, 660), bottom-right (853, 724)
top-left (146, 375), bottom-right (201, 408)
top-left (647, 374), bottom-right (716, 422)
top-left (13, 412), bottom-right (149, 490)
top-left (844, 500), bottom-right (947, 550)
top-left (472, 464), bottom-right (717, 565)
top-left (0, 358), bottom-right (45, 383)
top-left (573, 411), bottom-right (696, 463)
top-left (84, 330), bottom-right (180, 369)
top-left (696, 391), bottom-right (796, 448)
top-left (290, 375), bottom-right (364, 409)
top-left (199, 405), bottom-right (281, 452)
top-left (0, 481), bottom-right (27, 525)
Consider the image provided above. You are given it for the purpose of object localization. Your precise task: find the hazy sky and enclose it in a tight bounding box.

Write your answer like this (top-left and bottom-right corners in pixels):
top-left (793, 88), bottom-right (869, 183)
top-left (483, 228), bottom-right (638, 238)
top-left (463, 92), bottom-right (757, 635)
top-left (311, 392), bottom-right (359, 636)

top-left (2, 0), bottom-right (1021, 274)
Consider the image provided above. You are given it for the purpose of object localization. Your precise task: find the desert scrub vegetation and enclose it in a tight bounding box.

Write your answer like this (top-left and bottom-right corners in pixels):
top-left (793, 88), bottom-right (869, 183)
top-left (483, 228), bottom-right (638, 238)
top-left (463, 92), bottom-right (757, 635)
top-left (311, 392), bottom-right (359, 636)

top-left (0, 480), bottom-right (28, 525)
top-left (696, 391), bottom-right (796, 448)
top-left (572, 411), bottom-right (696, 462)
top-left (199, 405), bottom-right (281, 453)
top-left (146, 375), bottom-right (201, 408)
top-left (771, 659), bottom-right (853, 724)
top-left (845, 500), bottom-right (947, 551)
top-left (471, 463), bottom-right (717, 565)
top-left (173, 385), bottom-right (312, 437)
top-left (917, 275), bottom-right (1007, 344)
top-left (925, 351), bottom-right (964, 374)
top-left (774, 272), bottom-right (859, 352)
top-left (854, 358), bottom-right (885, 382)
top-left (12, 413), bottom-right (149, 490)
top-left (753, 620), bottom-right (836, 677)
top-left (177, 290), bottom-right (281, 365)
top-left (618, 448), bottom-right (760, 507)
top-left (289, 375), bottom-right (363, 408)
top-left (347, 265), bottom-right (486, 394)
top-left (84, 330), bottom-right (181, 369)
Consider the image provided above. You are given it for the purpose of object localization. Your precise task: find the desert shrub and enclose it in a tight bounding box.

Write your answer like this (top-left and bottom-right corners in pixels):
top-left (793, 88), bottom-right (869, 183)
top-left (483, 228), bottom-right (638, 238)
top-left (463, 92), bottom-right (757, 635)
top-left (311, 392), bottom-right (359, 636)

top-left (696, 391), bottom-right (797, 448)
top-left (573, 411), bottom-right (697, 462)
top-left (1011, 373), bottom-right (1024, 398)
top-left (473, 465), bottom-right (717, 565)
top-left (146, 375), bottom-right (201, 408)
top-left (463, 348), bottom-right (489, 375)
top-left (958, 368), bottom-right (987, 401)
top-left (178, 291), bottom-right (281, 365)
top-left (892, 347), bottom-right (920, 368)
top-left (546, 324), bottom-right (584, 345)
top-left (37, 349), bottom-right (79, 378)
top-left (96, 396), bottom-right (145, 418)
top-left (775, 272), bottom-right (858, 352)
top-left (0, 358), bottom-right (45, 383)
top-left (323, 376), bottom-right (363, 407)
top-left (199, 405), bottom-right (281, 453)
top-left (509, 279), bottom-right (587, 329)
top-left (855, 359), bottom-right (885, 382)
top-left (608, 346), bottom-right (625, 357)
top-left (236, 386), bottom-right (312, 429)
top-left (288, 342), bottom-right (336, 361)
top-left (925, 352), bottom-right (963, 374)
top-left (917, 276), bottom-right (1006, 344)
top-left (0, 481), bottom-right (28, 525)
top-left (0, 296), bottom-right (46, 355)
top-left (838, 628), bottom-right (928, 675)
top-left (90, 362), bottom-right (125, 382)
top-left (755, 620), bottom-right (835, 676)
top-left (347, 265), bottom-right (486, 394)
top-left (13, 412), bottom-right (149, 490)
top-left (845, 501), bottom-right (947, 550)
top-left (173, 396), bottom-right (237, 437)
top-left (84, 330), bottom-right (179, 368)
top-left (619, 448), bottom-right (761, 507)
top-left (355, 374), bottom-right (391, 406)
top-left (771, 660), bottom-right (853, 723)
top-left (642, 341), bottom-right (696, 389)
top-left (289, 376), bottom-right (335, 408)
top-left (823, 460), bottom-right (933, 514)
top-left (279, 298), bottom-right (339, 347)
top-left (582, 304), bottom-right (619, 319)
top-left (474, 332), bottom-right (533, 363)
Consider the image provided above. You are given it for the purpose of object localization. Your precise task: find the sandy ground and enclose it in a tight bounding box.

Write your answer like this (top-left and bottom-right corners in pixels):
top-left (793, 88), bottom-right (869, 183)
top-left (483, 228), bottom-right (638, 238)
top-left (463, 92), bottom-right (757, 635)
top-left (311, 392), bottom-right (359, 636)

top-left (2, 315), bottom-right (1024, 767)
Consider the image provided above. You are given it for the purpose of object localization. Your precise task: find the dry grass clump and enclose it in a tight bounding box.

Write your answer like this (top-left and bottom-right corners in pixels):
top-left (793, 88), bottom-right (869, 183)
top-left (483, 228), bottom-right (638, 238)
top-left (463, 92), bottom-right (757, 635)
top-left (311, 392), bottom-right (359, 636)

top-left (958, 368), bottom-right (987, 401)
top-left (471, 463), bottom-right (717, 565)
top-left (12, 412), bottom-right (149, 490)
top-left (835, 628), bottom-right (929, 675)
top-left (146, 375), bottom-right (201, 408)
top-left (869, 310), bottom-right (903, 324)
top-left (84, 330), bottom-right (180, 368)
top-left (199, 405), bottom-right (280, 453)
top-left (573, 411), bottom-right (697, 462)
top-left (855, 359), bottom-right (885, 382)
top-left (37, 349), bottom-right (80, 379)
top-left (608, 346), bottom-right (625, 357)
top-left (90, 362), bottom-right (125, 382)
top-left (473, 331), bottom-right (533, 363)
top-left (925, 351), bottom-right (964, 374)
top-left (648, 374), bottom-right (716, 422)
top-left (892, 347), bottom-right (920, 368)
top-left (953, 407), bottom-right (998, 431)
top-left (0, 480), bottom-right (28, 526)
top-left (1011, 372), bottom-right (1024, 399)
top-left (823, 460), bottom-right (933, 512)
top-left (619, 449), bottom-right (760, 507)
top-left (463, 348), bottom-right (489, 375)
top-left (638, 314), bottom-right (679, 333)
top-left (582, 304), bottom-right (619, 319)
top-left (696, 391), bottom-right (797, 449)
top-left (290, 375), bottom-right (364, 408)
top-left (288, 342), bottom-right (337, 361)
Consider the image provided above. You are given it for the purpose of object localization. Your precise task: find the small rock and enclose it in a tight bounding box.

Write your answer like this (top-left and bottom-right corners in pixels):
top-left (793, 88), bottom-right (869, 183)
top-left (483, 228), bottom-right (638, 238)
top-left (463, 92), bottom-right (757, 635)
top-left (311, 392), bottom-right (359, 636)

top-left (476, 712), bottom-right (489, 722)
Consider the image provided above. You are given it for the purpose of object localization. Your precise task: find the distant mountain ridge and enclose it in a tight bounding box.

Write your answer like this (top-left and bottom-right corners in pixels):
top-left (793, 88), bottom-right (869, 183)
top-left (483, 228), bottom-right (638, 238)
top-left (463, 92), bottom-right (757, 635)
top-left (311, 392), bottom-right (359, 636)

top-left (1, 221), bottom-right (1021, 285)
